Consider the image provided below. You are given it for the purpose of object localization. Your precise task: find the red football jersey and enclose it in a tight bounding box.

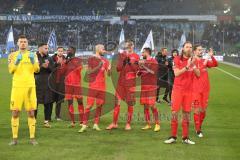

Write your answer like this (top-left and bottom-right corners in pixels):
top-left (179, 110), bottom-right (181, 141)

top-left (64, 57), bottom-right (82, 86)
top-left (88, 56), bottom-right (109, 89)
top-left (172, 56), bottom-right (195, 92)
top-left (116, 52), bottom-right (140, 87)
top-left (193, 56), bottom-right (218, 93)
top-left (139, 57), bottom-right (158, 91)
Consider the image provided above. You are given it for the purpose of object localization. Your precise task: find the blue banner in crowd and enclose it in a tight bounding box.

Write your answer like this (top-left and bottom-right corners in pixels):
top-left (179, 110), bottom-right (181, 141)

top-left (0, 15), bottom-right (105, 22)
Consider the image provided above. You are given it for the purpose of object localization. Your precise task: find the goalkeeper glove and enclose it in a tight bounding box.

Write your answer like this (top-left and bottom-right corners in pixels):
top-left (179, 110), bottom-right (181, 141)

top-left (29, 52), bottom-right (35, 64)
top-left (15, 53), bottom-right (22, 65)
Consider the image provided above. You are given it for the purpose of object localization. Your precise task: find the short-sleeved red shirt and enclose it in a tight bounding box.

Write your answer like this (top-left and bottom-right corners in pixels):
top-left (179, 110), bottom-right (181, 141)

top-left (173, 56), bottom-right (195, 92)
top-left (139, 57), bottom-right (158, 91)
top-left (88, 56), bottom-right (109, 89)
top-left (64, 57), bottom-right (82, 86)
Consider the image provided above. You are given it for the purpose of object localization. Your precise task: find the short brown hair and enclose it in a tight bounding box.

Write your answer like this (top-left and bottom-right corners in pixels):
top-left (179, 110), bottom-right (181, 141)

top-left (18, 35), bottom-right (27, 40)
top-left (161, 47), bottom-right (167, 52)
top-left (193, 44), bottom-right (202, 51)
top-left (182, 41), bottom-right (192, 47)
top-left (125, 40), bottom-right (134, 47)
top-left (57, 46), bottom-right (64, 50)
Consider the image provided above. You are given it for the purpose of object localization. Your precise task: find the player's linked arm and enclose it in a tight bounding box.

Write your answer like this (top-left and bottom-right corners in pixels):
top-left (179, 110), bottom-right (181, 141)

top-left (140, 63), bottom-right (155, 74)
top-left (173, 58), bottom-right (188, 77)
top-left (87, 59), bottom-right (102, 74)
top-left (173, 67), bottom-right (188, 77)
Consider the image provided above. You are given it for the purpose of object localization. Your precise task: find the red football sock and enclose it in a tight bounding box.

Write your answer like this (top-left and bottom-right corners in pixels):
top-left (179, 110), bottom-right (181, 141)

top-left (151, 107), bottom-right (159, 125)
top-left (171, 116), bottom-right (178, 137)
top-left (113, 105), bottom-right (120, 124)
top-left (68, 104), bottom-right (75, 123)
top-left (78, 104), bottom-right (84, 124)
top-left (144, 107), bottom-right (150, 125)
top-left (200, 111), bottom-right (206, 128)
top-left (83, 107), bottom-right (91, 125)
top-left (182, 117), bottom-right (189, 138)
top-left (127, 106), bottom-right (134, 124)
top-left (194, 113), bottom-right (201, 132)
top-left (94, 106), bottom-right (102, 124)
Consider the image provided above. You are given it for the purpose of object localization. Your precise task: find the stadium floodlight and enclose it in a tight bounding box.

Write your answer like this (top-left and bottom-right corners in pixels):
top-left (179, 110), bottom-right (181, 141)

top-left (116, 1), bottom-right (126, 12)
top-left (223, 3), bottom-right (231, 14)
top-left (13, 8), bottom-right (19, 12)
top-left (27, 12), bottom-right (31, 16)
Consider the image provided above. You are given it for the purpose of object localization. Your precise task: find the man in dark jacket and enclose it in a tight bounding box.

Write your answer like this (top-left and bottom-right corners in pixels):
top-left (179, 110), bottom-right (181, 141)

top-left (155, 47), bottom-right (170, 104)
top-left (167, 49), bottom-right (179, 104)
top-left (34, 43), bottom-right (55, 128)
top-left (51, 47), bottom-right (66, 121)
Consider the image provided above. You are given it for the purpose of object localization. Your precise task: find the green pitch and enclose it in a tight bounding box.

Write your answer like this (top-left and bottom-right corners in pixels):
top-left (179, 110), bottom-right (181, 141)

top-left (0, 58), bottom-right (239, 160)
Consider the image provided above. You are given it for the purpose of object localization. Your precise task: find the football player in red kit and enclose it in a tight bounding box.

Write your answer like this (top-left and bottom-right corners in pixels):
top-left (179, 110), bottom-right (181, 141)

top-left (79, 44), bottom-right (111, 133)
top-left (192, 45), bottom-right (218, 138)
top-left (64, 46), bottom-right (84, 127)
top-left (106, 40), bottom-right (139, 130)
top-left (164, 41), bottom-right (200, 144)
top-left (138, 48), bottom-right (160, 132)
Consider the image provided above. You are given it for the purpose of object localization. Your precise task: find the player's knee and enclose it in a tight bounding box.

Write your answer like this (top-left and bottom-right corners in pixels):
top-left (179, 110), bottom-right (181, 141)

top-left (114, 98), bottom-right (120, 106)
top-left (144, 105), bottom-right (149, 109)
top-left (96, 104), bottom-right (103, 108)
top-left (127, 101), bottom-right (135, 106)
top-left (201, 108), bottom-right (206, 112)
top-left (28, 110), bottom-right (35, 118)
top-left (12, 110), bottom-right (19, 118)
top-left (182, 111), bottom-right (190, 120)
top-left (194, 108), bottom-right (200, 114)
top-left (171, 111), bottom-right (178, 120)
top-left (86, 105), bottom-right (93, 110)
top-left (77, 98), bottom-right (83, 105)
top-left (68, 99), bottom-right (73, 105)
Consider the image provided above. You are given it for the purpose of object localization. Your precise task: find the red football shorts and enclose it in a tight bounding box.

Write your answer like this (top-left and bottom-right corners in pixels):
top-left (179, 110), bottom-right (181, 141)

top-left (87, 88), bottom-right (105, 106)
top-left (140, 88), bottom-right (156, 106)
top-left (171, 90), bottom-right (192, 112)
top-left (65, 84), bottom-right (82, 100)
top-left (115, 84), bottom-right (135, 103)
top-left (192, 91), bottom-right (209, 109)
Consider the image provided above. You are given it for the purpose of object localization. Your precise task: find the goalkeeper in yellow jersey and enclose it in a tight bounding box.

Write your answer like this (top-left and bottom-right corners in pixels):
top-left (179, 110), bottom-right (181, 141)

top-left (8, 35), bottom-right (40, 146)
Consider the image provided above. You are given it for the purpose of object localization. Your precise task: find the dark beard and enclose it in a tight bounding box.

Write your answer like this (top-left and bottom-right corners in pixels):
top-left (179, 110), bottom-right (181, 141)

top-left (183, 51), bottom-right (191, 57)
top-left (66, 53), bottom-right (74, 59)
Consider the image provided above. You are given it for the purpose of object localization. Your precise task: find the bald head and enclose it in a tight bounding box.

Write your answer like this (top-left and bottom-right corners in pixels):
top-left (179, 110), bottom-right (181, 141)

top-left (95, 44), bottom-right (106, 56)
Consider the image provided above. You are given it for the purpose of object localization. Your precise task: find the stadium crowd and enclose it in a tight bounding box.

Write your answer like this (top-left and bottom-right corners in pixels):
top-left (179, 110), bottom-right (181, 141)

top-left (1, 21), bottom-right (240, 53)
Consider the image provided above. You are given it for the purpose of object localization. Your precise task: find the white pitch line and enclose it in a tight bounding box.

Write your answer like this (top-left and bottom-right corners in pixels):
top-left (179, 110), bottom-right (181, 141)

top-left (216, 67), bottom-right (240, 80)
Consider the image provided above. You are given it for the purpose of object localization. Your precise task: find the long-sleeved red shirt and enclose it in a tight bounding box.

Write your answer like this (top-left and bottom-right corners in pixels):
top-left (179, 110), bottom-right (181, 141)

top-left (193, 56), bottom-right (218, 93)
